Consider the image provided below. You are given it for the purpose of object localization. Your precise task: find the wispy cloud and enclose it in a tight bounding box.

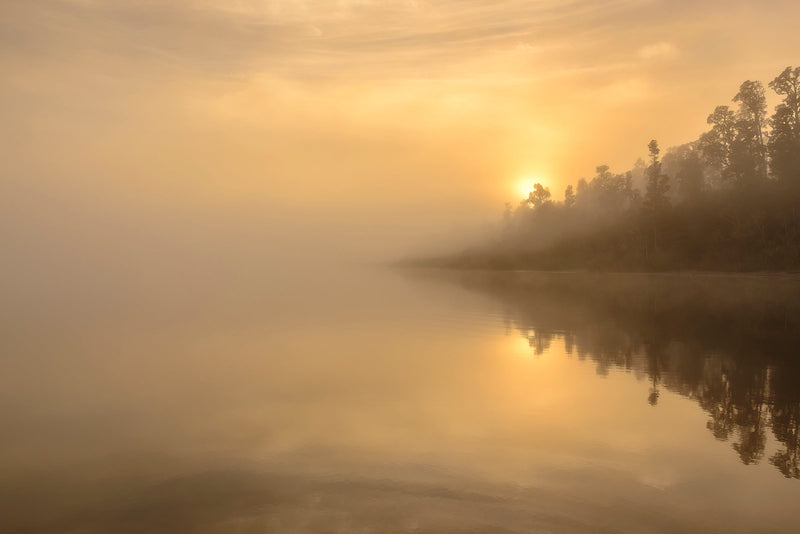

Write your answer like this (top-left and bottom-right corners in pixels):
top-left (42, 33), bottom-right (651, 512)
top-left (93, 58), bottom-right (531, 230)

top-left (2, 0), bottom-right (800, 227)
top-left (638, 42), bottom-right (679, 61)
top-left (0, 0), bottom-right (652, 80)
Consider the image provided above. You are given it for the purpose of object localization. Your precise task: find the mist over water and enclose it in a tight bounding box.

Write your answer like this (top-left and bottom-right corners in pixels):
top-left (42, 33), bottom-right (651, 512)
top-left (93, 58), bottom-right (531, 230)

top-left (4, 1), bottom-right (800, 532)
top-left (3, 260), bottom-right (800, 533)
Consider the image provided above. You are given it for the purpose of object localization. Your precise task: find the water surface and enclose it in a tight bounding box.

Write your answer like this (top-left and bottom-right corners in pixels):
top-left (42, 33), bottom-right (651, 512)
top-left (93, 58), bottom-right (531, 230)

top-left (2, 266), bottom-right (799, 533)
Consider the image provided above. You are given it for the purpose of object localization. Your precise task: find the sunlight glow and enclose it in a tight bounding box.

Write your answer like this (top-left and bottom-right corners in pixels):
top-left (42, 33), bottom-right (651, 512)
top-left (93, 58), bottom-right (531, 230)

top-left (516, 179), bottom-right (534, 199)
top-left (515, 177), bottom-right (547, 200)
top-left (508, 335), bottom-right (536, 359)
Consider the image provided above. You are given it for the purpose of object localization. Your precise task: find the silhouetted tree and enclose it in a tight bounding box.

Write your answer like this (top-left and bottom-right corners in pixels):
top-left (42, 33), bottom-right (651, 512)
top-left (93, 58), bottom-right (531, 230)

top-left (527, 183), bottom-right (552, 209)
top-left (630, 158), bottom-right (647, 191)
top-left (768, 67), bottom-right (800, 185)
top-left (572, 165), bottom-right (639, 216)
top-left (644, 140), bottom-right (670, 210)
top-left (663, 144), bottom-right (705, 201)
top-left (732, 80), bottom-right (768, 184)
top-left (676, 150), bottom-right (705, 201)
top-left (769, 66), bottom-right (800, 134)
top-left (476, 66), bottom-right (800, 274)
top-left (699, 105), bottom-right (737, 186)
top-left (641, 140), bottom-right (670, 262)
top-left (576, 177), bottom-right (589, 197)
top-left (769, 105), bottom-right (800, 183)
top-left (564, 185), bottom-right (576, 208)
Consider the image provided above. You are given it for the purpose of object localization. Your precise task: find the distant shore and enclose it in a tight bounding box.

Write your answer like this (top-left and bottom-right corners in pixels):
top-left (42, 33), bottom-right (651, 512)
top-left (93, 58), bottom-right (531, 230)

top-left (396, 256), bottom-right (800, 277)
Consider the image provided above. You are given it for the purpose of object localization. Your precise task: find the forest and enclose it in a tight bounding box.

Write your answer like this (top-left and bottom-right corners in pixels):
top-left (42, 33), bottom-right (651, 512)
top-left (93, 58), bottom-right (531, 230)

top-left (433, 66), bottom-right (800, 271)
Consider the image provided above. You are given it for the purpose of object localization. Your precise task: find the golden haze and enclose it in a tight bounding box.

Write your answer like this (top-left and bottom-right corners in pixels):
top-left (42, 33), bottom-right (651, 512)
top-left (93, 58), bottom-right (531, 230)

top-left (2, 0), bottom-right (800, 257)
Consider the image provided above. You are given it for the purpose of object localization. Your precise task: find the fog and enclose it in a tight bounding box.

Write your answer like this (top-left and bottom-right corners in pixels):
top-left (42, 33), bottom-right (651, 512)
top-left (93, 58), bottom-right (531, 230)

top-left (5, 4), bottom-right (800, 532)
top-left (5, 1), bottom-right (800, 296)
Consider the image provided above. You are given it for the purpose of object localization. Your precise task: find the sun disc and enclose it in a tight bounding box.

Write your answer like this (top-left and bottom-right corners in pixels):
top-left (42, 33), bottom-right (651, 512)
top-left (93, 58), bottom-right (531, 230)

top-left (517, 179), bottom-right (535, 198)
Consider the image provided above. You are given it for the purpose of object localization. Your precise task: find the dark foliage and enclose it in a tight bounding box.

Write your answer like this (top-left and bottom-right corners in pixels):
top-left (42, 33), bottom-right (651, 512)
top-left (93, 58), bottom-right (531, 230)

top-left (428, 67), bottom-right (800, 272)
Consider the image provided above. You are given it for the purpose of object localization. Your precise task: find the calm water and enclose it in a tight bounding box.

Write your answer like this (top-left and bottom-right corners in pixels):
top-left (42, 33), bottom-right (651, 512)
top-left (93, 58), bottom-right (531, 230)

top-left (2, 266), bottom-right (800, 533)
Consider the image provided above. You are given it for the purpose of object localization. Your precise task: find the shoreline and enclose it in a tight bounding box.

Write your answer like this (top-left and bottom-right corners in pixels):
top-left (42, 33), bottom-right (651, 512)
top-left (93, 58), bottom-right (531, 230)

top-left (392, 262), bottom-right (800, 280)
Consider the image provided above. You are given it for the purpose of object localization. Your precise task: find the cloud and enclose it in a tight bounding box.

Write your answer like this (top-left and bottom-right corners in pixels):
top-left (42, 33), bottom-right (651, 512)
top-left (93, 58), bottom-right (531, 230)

top-left (637, 42), bottom-right (679, 61)
top-left (592, 78), bottom-right (652, 105)
top-left (2, 0), bottom-right (800, 234)
top-left (0, 0), bottom-right (650, 81)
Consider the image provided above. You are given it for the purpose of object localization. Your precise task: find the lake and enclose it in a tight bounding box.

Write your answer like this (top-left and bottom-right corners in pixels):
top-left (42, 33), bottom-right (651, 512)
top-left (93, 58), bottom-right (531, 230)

top-left (2, 266), bottom-right (799, 533)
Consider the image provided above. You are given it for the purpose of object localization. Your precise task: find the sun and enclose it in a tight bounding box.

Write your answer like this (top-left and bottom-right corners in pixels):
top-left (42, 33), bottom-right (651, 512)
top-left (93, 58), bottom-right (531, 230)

top-left (515, 177), bottom-right (538, 199)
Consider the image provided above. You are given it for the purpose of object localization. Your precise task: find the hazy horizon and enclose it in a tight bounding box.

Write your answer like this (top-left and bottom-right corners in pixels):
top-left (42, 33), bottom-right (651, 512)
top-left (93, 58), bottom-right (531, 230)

top-left (4, 3), bottom-right (800, 532)
top-left (4, 1), bottom-right (800, 266)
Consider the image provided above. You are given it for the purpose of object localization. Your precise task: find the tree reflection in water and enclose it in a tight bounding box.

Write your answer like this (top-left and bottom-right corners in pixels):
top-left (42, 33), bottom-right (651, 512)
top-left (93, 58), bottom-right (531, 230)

top-left (443, 270), bottom-right (800, 480)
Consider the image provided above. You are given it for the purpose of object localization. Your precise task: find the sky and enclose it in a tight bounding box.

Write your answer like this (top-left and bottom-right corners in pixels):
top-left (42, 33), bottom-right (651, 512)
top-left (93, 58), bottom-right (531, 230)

top-left (2, 0), bottom-right (800, 264)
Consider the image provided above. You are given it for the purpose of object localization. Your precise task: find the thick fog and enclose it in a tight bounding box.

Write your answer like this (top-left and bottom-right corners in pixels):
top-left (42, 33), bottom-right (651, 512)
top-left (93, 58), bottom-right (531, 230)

top-left (4, 0), bottom-right (800, 300)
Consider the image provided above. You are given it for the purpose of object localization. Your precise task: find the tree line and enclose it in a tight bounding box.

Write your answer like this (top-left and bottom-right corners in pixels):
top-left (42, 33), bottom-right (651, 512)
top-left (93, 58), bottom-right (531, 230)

top-left (473, 66), bottom-right (800, 271)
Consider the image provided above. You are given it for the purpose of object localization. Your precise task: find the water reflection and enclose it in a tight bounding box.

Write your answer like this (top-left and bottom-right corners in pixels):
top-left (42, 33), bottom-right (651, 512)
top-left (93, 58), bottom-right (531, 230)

top-left (4, 266), bottom-right (800, 533)
top-left (444, 270), bottom-right (800, 480)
